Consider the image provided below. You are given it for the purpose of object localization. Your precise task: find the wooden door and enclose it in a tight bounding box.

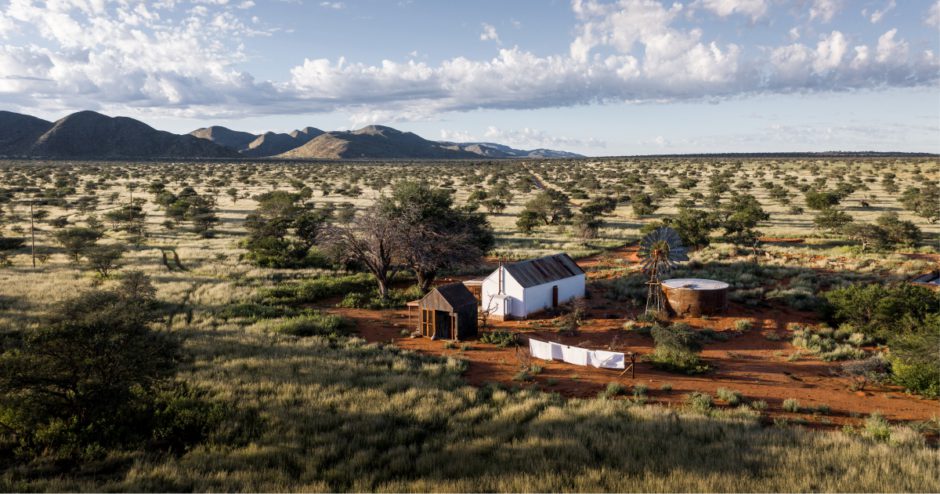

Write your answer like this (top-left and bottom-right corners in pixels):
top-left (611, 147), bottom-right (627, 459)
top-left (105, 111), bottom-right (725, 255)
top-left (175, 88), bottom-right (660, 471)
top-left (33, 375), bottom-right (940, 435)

top-left (421, 309), bottom-right (434, 337)
top-left (552, 285), bottom-right (559, 308)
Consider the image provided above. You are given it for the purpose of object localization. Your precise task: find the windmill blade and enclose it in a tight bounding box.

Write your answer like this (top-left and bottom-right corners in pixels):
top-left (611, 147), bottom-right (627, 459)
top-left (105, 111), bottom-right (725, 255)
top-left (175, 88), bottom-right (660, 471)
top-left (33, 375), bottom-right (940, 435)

top-left (637, 226), bottom-right (688, 274)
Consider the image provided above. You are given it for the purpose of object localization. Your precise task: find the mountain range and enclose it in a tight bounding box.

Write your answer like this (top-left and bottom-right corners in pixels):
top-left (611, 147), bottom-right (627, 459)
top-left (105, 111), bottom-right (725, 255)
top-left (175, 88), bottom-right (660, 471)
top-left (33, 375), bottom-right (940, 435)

top-left (0, 110), bottom-right (582, 159)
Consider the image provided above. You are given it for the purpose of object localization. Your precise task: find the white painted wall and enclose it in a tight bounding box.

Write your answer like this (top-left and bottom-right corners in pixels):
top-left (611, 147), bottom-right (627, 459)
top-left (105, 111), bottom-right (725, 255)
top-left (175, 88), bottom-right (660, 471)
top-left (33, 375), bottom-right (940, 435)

top-left (481, 267), bottom-right (585, 319)
top-left (481, 266), bottom-right (525, 318)
top-left (521, 274), bottom-right (586, 315)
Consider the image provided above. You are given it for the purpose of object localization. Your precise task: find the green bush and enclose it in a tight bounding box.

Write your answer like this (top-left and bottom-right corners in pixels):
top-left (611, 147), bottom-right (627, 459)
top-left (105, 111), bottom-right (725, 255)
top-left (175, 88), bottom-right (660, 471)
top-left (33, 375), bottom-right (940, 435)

top-left (480, 331), bottom-right (517, 347)
top-left (890, 349), bottom-right (940, 399)
top-left (782, 398), bottom-right (801, 413)
top-left (822, 284), bottom-right (938, 340)
top-left (258, 273), bottom-right (375, 305)
top-left (716, 388), bottom-right (742, 406)
top-left (0, 275), bottom-right (217, 463)
top-left (216, 303), bottom-right (295, 321)
top-left (686, 392), bottom-right (713, 413)
top-left (336, 286), bottom-right (422, 310)
top-left (648, 324), bottom-right (709, 374)
top-left (603, 382), bottom-right (627, 398)
top-left (864, 413), bottom-right (891, 442)
top-left (268, 313), bottom-right (351, 337)
top-left (823, 284), bottom-right (939, 397)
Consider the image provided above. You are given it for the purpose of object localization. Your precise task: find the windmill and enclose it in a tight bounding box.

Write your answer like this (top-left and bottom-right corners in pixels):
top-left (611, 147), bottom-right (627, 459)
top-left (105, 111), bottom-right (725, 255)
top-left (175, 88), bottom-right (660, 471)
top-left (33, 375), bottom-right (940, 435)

top-left (637, 227), bottom-right (689, 315)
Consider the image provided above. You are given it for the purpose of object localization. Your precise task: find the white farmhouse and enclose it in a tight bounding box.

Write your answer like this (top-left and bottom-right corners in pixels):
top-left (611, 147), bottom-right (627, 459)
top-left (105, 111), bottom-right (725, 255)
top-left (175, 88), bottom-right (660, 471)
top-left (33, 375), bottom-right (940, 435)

top-left (480, 253), bottom-right (586, 320)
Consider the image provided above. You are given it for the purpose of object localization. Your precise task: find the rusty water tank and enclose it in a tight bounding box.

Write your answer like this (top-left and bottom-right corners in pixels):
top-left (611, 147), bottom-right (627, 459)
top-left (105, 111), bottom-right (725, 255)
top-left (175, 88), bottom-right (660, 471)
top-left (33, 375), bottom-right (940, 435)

top-left (661, 278), bottom-right (729, 316)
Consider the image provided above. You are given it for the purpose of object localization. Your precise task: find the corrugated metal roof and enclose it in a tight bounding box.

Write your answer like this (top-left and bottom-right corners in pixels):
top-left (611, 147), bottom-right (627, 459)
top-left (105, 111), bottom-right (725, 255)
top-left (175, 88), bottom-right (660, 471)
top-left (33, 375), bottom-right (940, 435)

top-left (420, 282), bottom-right (478, 310)
top-left (503, 253), bottom-right (584, 288)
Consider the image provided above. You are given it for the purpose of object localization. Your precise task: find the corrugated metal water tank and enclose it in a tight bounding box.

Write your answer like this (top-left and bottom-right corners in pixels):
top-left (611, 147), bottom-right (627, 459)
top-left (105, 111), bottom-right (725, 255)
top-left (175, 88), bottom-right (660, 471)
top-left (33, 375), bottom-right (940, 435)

top-left (661, 278), bottom-right (729, 316)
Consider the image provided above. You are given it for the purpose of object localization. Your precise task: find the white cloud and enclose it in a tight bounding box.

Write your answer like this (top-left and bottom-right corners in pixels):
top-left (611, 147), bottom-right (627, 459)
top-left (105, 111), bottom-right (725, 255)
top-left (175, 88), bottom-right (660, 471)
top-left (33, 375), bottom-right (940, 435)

top-left (812, 31), bottom-right (847, 73)
top-left (875, 28), bottom-right (908, 63)
top-left (482, 126), bottom-right (606, 149)
top-left (927, 1), bottom-right (940, 28)
top-left (439, 129), bottom-right (476, 142)
top-left (868, 1), bottom-right (895, 24)
top-left (319, 2), bottom-right (345, 9)
top-left (0, 0), bottom-right (936, 121)
top-left (809, 0), bottom-right (842, 23)
top-left (480, 23), bottom-right (500, 44)
top-left (698, 0), bottom-right (768, 21)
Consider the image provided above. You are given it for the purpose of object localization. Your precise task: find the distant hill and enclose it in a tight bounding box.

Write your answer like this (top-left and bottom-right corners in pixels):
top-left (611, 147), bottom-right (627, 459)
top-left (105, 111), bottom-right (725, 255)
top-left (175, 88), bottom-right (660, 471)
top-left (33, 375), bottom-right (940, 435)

top-left (189, 126), bottom-right (256, 151)
top-left (0, 110), bottom-right (237, 158)
top-left (0, 111), bottom-right (53, 156)
top-left (241, 130), bottom-right (323, 158)
top-left (439, 141), bottom-right (584, 159)
top-left (279, 125), bottom-right (483, 159)
top-left (0, 109), bottom-right (582, 159)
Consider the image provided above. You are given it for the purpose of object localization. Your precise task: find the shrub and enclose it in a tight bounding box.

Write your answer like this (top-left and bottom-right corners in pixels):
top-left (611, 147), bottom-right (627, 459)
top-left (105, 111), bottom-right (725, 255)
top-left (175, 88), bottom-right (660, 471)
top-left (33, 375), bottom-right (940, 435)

top-left (864, 413), bottom-right (891, 442)
top-left (337, 286), bottom-right (423, 310)
top-left (0, 276), bottom-right (218, 462)
top-left (888, 323), bottom-right (940, 398)
top-left (603, 382), bottom-right (627, 398)
top-left (750, 400), bottom-right (768, 411)
top-left (734, 319), bottom-right (753, 331)
top-left (716, 388), bottom-right (742, 406)
top-left (258, 273), bottom-right (374, 306)
top-left (633, 384), bottom-right (648, 397)
top-left (686, 392), bottom-right (713, 413)
top-left (480, 331), bottom-right (516, 347)
top-left (822, 283), bottom-right (938, 340)
top-left (268, 313), bottom-right (351, 337)
top-left (648, 323), bottom-right (708, 374)
top-left (216, 303), bottom-right (295, 321)
top-left (782, 398), bottom-right (801, 413)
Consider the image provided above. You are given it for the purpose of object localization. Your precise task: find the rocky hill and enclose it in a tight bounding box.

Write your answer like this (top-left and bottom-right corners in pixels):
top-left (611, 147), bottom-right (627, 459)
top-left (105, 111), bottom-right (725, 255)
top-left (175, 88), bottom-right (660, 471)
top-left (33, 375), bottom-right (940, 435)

top-left (0, 111), bottom-right (237, 158)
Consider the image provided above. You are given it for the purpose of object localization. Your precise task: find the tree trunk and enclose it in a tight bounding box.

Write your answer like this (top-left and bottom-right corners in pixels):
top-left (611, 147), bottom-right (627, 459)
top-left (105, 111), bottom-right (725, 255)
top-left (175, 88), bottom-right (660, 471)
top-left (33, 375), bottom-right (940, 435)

top-left (417, 270), bottom-right (436, 294)
top-left (376, 276), bottom-right (389, 299)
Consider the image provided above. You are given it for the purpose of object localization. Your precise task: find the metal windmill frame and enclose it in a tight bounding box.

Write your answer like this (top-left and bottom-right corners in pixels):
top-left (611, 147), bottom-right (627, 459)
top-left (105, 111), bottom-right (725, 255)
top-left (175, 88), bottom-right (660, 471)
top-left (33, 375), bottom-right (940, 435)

top-left (637, 227), bottom-right (689, 315)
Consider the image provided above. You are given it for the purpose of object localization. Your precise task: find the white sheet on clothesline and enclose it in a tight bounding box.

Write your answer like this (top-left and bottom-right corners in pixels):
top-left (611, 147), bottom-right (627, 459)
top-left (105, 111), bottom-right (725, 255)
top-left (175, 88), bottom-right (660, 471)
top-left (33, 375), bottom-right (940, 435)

top-left (527, 338), bottom-right (625, 370)
top-left (589, 350), bottom-right (626, 370)
top-left (528, 338), bottom-right (554, 361)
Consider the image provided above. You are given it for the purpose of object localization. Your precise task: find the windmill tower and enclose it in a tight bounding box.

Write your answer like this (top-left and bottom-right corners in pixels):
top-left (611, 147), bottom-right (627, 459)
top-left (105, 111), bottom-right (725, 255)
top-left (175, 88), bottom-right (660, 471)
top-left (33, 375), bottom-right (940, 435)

top-left (638, 227), bottom-right (689, 315)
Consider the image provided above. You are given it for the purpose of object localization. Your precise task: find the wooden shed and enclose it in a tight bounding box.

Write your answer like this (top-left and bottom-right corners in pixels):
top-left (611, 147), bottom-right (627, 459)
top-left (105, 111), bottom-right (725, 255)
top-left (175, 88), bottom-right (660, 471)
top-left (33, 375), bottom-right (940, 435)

top-left (418, 283), bottom-right (478, 341)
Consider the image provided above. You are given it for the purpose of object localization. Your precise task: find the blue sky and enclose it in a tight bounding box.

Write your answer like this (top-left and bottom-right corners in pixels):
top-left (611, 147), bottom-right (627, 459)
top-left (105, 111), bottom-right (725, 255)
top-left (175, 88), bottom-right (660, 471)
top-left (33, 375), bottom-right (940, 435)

top-left (0, 0), bottom-right (938, 155)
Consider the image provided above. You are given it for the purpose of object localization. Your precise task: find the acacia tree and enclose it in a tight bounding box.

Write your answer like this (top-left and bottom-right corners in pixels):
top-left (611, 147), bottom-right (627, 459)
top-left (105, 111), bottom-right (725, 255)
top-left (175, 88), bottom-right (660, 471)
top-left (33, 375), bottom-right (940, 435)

top-left (378, 181), bottom-right (493, 293)
top-left (720, 193), bottom-right (769, 247)
top-left (53, 227), bottom-right (103, 264)
top-left (243, 191), bottom-right (324, 267)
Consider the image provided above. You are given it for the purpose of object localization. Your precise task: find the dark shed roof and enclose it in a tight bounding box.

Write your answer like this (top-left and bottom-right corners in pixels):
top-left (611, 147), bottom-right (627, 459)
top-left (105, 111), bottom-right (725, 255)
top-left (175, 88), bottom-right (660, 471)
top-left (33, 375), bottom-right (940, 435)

top-left (504, 253), bottom-right (585, 288)
top-left (419, 283), bottom-right (478, 311)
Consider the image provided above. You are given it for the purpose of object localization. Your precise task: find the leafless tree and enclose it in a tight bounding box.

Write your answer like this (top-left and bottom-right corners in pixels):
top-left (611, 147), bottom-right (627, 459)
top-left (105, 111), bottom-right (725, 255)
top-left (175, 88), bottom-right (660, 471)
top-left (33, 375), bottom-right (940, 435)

top-left (322, 205), bottom-right (404, 299)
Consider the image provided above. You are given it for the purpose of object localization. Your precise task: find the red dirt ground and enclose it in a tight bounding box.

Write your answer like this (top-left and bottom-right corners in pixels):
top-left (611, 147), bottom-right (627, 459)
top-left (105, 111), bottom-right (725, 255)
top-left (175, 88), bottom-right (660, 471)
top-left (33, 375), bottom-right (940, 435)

top-left (336, 245), bottom-right (940, 428)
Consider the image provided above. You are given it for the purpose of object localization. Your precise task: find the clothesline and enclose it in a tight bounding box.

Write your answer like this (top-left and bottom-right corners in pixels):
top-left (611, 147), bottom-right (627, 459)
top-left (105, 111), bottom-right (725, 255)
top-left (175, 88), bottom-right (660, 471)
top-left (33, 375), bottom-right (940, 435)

top-left (527, 337), bottom-right (626, 370)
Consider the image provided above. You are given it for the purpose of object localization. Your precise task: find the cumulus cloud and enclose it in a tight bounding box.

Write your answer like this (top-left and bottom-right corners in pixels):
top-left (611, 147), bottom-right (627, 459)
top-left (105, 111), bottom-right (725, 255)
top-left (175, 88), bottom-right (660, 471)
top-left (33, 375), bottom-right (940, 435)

top-left (480, 23), bottom-right (500, 44)
top-left (697, 0), bottom-right (768, 21)
top-left (927, 1), bottom-right (940, 28)
top-left (809, 0), bottom-right (842, 23)
top-left (0, 0), bottom-right (936, 120)
top-left (868, 1), bottom-right (895, 24)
